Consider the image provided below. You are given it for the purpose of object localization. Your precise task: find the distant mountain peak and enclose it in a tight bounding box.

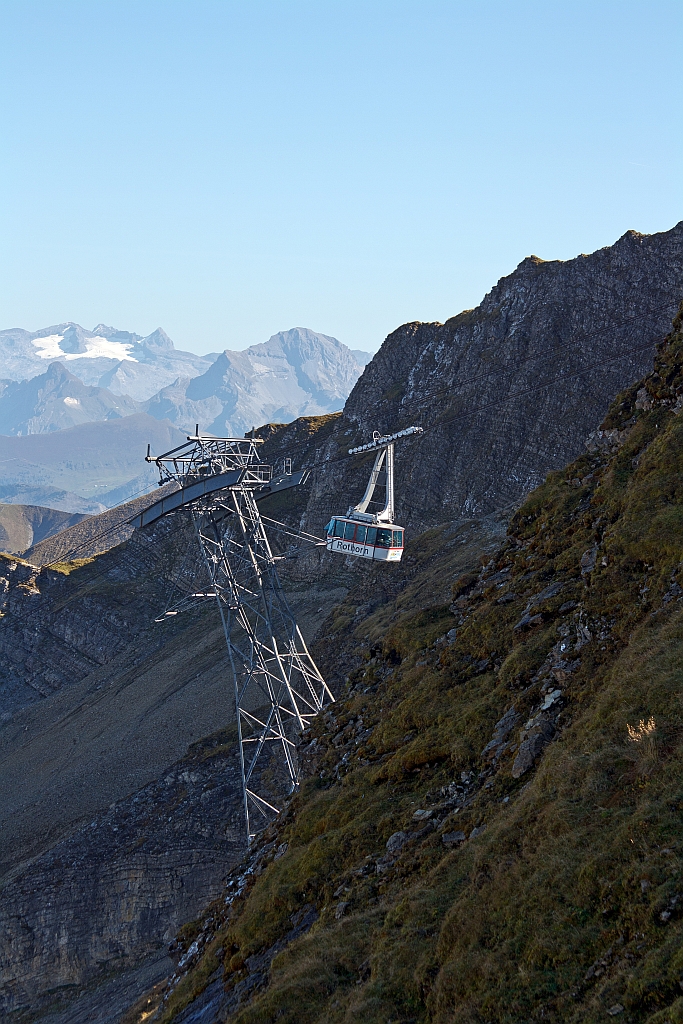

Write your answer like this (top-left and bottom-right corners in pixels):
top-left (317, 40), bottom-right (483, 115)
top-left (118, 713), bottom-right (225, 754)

top-left (0, 362), bottom-right (140, 436)
top-left (149, 327), bottom-right (366, 435)
top-left (45, 360), bottom-right (79, 382)
top-left (141, 328), bottom-right (174, 351)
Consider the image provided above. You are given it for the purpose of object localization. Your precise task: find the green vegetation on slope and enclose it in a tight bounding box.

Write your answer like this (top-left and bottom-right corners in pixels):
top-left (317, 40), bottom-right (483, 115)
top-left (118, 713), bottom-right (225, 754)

top-left (148, 306), bottom-right (683, 1024)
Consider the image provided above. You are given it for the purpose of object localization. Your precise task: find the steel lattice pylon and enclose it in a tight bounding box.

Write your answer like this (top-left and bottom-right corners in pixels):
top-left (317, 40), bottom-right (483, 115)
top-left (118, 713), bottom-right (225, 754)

top-left (141, 433), bottom-right (333, 842)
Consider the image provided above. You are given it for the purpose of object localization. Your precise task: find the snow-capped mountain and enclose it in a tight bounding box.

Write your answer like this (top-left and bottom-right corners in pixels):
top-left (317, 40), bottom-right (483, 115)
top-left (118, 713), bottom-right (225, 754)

top-left (0, 322), bottom-right (371, 510)
top-left (0, 323), bottom-right (215, 400)
top-left (0, 323), bottom-right (370, 437)
top-left (0, 323), bottom-right (371, 412)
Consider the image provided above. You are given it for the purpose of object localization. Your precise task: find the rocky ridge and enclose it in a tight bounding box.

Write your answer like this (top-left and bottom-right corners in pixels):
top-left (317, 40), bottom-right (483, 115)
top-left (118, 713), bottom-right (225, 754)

top-left (139, 302), bottom-right (683, 1024)
top-left (300, 223), bottom-right (683, 533)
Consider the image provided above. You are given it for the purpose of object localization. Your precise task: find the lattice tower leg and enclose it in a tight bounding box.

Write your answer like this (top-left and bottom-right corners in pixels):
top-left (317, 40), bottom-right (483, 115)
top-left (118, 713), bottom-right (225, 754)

top-left (190, 488), bottom-right (333, 842)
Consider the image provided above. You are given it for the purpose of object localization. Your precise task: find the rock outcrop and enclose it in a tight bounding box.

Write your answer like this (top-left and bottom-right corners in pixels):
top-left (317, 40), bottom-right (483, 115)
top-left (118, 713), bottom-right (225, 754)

top-left (296, 223), bottom-right (683, 534)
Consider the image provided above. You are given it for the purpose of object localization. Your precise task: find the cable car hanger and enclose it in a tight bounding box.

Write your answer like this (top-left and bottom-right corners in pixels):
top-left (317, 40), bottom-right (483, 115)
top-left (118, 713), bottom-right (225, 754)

top-left (324, 426), bottom-right (423, 564)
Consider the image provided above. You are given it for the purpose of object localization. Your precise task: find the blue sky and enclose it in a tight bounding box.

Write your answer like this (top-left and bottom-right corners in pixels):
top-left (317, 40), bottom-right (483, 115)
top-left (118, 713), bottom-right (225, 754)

top-left (0, 1), bottom-right (680, 355)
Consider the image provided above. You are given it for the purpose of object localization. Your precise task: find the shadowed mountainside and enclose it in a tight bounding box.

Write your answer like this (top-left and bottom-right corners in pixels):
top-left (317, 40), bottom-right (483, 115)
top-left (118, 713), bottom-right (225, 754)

top-left (139, 304), bottom-right (683, 1024)
top-left (0, 517), bottom-right (250, 1019)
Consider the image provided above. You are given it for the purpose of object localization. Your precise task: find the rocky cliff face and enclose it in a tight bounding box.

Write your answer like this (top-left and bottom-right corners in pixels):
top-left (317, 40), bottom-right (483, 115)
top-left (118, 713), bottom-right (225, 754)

top-left (298, 224), bottom-right (683, 535)
top-left (0, 727), bottom-right (245, 1020)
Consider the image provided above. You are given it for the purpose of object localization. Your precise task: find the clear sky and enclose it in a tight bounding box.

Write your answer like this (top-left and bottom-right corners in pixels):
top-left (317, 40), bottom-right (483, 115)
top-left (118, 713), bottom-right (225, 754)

top-left (0, 1), bottom-right (681, 355)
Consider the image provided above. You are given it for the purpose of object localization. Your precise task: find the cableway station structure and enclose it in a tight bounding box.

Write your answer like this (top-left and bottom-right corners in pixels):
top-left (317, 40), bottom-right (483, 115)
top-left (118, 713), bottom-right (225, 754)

top-left (133, 430), bottom-right (334, 842)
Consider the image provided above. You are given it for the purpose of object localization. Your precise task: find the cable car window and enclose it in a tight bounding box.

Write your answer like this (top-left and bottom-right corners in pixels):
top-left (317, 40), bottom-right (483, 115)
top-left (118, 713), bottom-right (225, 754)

top-left (366, 527), bottom-right (377, 545)
top-left (344, 522), bottom-right (356, 540)
top-left (393, 530), bottom-right (403, 547)
top-left (376, 528), bottom-right (392, 548)
top-left (356, 525), bottom-right (367, 544)
top-left (334, 520), bottom-right (345, 537)
top-left (324, 520), bottom-right (334, 535)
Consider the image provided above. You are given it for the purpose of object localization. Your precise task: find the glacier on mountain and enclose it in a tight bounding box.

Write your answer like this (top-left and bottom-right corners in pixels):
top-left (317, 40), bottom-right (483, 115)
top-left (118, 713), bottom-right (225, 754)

top-left (31, 334), bottom-right (139, 362)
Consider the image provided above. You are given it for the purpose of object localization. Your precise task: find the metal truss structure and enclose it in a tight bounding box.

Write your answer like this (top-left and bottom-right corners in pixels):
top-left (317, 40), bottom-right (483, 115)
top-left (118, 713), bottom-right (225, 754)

top-left (136, 431), bottom-right (334, 841)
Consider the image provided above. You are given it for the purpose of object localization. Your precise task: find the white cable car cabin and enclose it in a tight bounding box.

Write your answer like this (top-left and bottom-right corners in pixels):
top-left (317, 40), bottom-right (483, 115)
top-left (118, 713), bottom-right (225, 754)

top-left (324, 429), bottom-right (421, 563)
top-left (325, 515), bottom-right (404, 562)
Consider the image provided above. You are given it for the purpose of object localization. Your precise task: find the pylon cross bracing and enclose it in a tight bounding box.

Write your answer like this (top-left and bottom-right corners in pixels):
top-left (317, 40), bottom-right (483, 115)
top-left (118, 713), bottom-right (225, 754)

top-left (143, 433), bottom-right (333, 841)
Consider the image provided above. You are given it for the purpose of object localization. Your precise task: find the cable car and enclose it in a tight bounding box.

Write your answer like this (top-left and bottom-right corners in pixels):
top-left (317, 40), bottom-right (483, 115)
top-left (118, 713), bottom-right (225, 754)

top-left (325, 515), bottom-right (404, 561)
top-left (324, 427), bottom-right (422, 564)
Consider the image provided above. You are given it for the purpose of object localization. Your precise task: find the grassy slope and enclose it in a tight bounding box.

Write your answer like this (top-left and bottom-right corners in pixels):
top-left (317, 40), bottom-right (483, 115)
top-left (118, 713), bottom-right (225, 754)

top-left (149, 308), bottom-right (683, 1024)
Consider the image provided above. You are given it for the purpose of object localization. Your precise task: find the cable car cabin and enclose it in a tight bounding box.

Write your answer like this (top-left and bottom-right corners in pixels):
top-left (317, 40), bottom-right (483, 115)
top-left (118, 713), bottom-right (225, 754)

top-left (325, 517), bottom-right (404, 562)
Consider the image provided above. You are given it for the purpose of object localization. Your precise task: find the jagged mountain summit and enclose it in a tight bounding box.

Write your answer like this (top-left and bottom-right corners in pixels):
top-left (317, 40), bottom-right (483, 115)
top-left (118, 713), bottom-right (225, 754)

top-left (333, 222), bottom-right (683, 527)
top-left (144, 327), bottom-right (368, 436)
top-left (0, 361), bottom-right (140, 435)
top-left (0, 322), bottom-right (214, 399)
top-left (0, 323), bottom-right (369, 441)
